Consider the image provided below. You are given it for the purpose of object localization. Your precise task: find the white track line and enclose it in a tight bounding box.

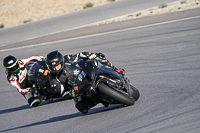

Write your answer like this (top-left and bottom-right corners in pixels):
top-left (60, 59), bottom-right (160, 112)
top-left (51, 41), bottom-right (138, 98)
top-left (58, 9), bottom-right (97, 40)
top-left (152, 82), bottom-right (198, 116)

top-left (1, 15), bottom-right (200, 53)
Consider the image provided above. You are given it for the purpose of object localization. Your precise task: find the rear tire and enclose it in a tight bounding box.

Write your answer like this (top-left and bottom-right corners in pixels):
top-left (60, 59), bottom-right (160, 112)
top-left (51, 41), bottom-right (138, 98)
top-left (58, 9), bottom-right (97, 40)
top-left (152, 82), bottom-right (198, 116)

top-left (97, 83), bottom-right (135, 106)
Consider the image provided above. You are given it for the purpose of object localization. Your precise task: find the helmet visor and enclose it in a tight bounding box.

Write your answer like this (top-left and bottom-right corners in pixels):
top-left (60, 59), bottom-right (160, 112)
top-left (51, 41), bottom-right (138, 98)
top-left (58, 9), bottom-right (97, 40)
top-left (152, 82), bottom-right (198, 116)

top-left (48, 63), bottom-right (62, 72)
top-left (5, 60), bottom-right (20, 73)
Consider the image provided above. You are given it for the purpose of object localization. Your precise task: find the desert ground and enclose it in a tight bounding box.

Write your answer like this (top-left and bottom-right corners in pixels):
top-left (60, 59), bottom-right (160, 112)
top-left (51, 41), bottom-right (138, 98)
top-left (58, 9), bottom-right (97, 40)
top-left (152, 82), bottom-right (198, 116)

top-left (0, 0), bottom-right (199, 28)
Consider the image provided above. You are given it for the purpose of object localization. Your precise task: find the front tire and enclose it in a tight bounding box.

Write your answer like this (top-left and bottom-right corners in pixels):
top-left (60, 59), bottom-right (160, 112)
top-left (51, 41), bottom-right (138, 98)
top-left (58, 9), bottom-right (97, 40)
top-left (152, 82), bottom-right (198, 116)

top-left (129, 85), bottom-right (140, 101)
top-left (97, 83), bottom-right (135, 106)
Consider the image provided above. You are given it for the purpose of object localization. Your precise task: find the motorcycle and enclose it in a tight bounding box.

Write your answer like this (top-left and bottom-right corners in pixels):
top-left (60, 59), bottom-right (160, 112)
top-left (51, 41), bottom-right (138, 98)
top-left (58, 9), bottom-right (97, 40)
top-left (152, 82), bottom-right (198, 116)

top-left (66, 59), bottom-right (140, 114)
top-left (26, 61), bottom-right (72, 103)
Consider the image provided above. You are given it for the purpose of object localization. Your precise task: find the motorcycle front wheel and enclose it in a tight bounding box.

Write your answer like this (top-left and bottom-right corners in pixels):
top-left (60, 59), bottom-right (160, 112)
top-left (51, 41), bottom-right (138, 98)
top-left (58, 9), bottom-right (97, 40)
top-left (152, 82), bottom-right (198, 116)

top-left (129, 85), bottom-right (140, 101)
top-left (97, 83), bottom-right (135, 106)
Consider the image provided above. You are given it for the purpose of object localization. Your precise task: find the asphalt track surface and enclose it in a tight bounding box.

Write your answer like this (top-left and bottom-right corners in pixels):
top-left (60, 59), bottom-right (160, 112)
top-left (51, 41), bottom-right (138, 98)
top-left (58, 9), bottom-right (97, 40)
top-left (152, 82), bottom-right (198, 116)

top-left (0, 0), bottom-right (177, 46)
top-left (1, 5), bottom-right (200, 133)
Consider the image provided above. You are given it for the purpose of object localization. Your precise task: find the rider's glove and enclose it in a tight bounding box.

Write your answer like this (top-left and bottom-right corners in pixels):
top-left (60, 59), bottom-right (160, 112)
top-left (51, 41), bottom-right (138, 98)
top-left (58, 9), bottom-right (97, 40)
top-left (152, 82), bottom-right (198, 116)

top-left (87, 53), bottom-right (97, 60)
top-left (19, 88), bottom-right (29, 95)
top-left (50, 79), bottom-right (60, 89)
top-left (69, 89), bottom-right (79, 97)
top-left (96, 53), bottom-right (105, 59)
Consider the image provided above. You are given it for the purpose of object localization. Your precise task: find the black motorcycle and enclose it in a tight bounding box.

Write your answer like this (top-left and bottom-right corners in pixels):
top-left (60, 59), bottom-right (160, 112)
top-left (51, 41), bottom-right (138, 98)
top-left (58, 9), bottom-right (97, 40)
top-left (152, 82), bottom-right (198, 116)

top-left (66, 59), bottom-right (140, 114)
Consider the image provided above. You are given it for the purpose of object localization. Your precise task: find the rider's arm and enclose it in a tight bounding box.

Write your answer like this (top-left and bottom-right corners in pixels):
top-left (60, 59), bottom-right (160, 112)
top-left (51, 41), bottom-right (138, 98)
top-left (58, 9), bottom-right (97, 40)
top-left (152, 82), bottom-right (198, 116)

top-left (78, 52), bottom-right (108, 62)
top-left (64, 52), bottom-right (90, 62)
top-left (64, 54), bottom-right (79, 62)
top-left (81, 52), bottom-right (113, 67)
top-left (64, 52), bottom-right (96, 62)
top-left (7, 75), bottom-right (29, 95)
top-left (20, 56), bottom-right (44, 65)
top-left (64, 52), bottom-right (113, 67)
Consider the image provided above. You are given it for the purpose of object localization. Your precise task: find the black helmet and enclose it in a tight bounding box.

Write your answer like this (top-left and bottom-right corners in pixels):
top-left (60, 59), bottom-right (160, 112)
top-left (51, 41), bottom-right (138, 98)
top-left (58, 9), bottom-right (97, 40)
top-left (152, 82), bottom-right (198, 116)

top-left (45, 50), bottom-right (64, 74)
top-left (3, 55), bottom-right (20, 73)
top-left (27, 62), bottom-right (49, 88)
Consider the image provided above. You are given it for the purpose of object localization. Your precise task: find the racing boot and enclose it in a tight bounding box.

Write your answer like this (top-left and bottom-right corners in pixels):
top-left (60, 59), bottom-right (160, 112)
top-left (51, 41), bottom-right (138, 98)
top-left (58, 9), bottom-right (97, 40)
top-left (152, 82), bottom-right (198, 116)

top-left (62, 91), bottom-right (73, 100)
top-left (112, 66), bottom-right (125, 76)
top-left (116, 68), bottom-right (125, 76)
top-left (102, 102), bottom-right (109, 108)
top-left (95, 53), bottom-right (126, 76)
top-left (75, 96), bottom-right (97, 114)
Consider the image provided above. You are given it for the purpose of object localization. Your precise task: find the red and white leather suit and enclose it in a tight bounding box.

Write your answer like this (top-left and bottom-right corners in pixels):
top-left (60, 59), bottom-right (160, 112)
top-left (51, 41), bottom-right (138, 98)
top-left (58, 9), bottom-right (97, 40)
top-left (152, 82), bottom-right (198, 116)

top-left (5, 56), bottom-right (44, 106)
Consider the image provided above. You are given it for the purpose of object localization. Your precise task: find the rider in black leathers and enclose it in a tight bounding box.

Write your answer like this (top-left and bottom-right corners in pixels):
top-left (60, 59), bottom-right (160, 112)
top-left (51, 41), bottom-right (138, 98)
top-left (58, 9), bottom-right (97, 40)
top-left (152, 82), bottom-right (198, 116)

top-left (27, 60), bottom-right (67, 101)
top-left (45, 50), bottom-right (125, 113)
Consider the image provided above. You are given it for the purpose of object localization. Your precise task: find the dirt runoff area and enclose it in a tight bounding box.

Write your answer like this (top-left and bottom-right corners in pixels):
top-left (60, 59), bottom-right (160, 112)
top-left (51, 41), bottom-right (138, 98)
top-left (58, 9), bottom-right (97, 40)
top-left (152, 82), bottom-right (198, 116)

top-left (0, 0), bottom-right (115, 28)
top-left (95, 0), bottom-right (200, 25)
top-left (0, 0), bottom-right (200, 29)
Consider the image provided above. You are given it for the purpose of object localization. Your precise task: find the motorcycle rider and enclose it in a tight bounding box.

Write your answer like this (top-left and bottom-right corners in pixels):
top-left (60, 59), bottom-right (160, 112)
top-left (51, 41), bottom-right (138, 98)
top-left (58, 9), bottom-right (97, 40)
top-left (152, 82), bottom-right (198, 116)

top-left (45, 50), bottom-right (125, 113)
top-left (3, 55), bottom-right (44, 107)
top-left (64, 52), bottom-right (125, 76)
top-left (27, 60), bottom-right (72, 100)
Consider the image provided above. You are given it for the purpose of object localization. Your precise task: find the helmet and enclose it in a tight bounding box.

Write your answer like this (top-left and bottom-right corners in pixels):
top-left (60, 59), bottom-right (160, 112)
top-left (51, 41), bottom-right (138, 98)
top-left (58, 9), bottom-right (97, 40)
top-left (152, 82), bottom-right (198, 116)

top-left (27, 62), bottom-right (49, 88)
top-left (3, 55), bottom-right (20, 73)
top-left (45, 50), bottom-right (64, 74)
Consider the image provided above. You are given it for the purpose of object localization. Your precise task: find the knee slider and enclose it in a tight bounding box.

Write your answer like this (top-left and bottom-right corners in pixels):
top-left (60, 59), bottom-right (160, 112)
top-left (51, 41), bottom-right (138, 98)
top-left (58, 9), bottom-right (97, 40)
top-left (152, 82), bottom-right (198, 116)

top-left (50, 79), bottom-right (61, 94)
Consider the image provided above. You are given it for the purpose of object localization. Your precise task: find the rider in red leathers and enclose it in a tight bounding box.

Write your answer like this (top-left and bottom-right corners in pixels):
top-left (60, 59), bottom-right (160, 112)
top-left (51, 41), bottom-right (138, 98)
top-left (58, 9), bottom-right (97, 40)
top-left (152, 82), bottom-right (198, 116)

top-left (3, 55), bottom-right (44, 107)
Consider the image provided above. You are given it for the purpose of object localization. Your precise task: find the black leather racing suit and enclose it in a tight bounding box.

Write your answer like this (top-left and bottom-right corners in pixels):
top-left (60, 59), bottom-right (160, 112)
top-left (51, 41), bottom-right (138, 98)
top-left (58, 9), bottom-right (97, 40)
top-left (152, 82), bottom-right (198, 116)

top-left (49, 52), bottom-right (123, 112)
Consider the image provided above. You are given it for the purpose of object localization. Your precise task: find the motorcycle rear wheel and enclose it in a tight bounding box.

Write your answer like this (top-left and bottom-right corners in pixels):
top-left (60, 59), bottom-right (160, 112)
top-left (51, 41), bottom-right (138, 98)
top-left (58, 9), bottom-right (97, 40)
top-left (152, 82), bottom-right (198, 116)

top-left (97, 83), bottom-right (135, 106)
